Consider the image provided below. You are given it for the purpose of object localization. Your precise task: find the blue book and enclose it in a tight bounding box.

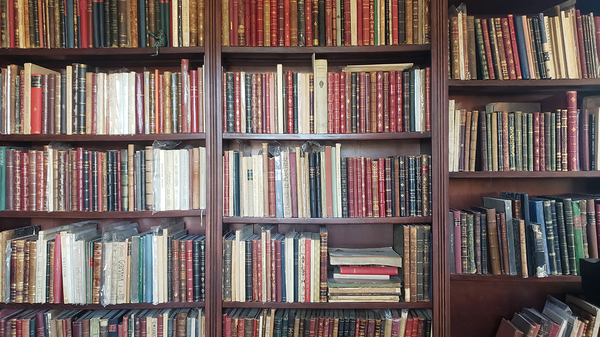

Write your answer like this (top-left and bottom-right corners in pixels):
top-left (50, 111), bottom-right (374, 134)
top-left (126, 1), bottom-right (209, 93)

top-left (275, 154), bottom-right (284, 218)
top-left (65, 0), bottom-right (75, 48)
top-left (139, 235), bottom-right (145, 303)
top-left (513, 16), bottom-right (531, 80)
top-left (144, 233), bottom-right (153, 303)
top-left (529, 198), bottom-right (551, 275)
top-left (531, 197), bottom-right (560, 275)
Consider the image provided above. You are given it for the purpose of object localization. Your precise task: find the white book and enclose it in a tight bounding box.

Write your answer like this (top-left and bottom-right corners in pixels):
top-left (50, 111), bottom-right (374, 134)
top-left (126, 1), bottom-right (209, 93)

top-left (229, 151), bottom-right (234, 216)
top-left (96, 73), bottom-right (106, 135)
top-left (128, 72), bottom-right (136, 134)
top-left (413, 69), bottom-right (422, 132)
top-left (156, 149), bottom-right (165, 211)
top-left (282, 150), bottom-right (292, 218)
top-left (298, 233), bottom-right (306, 302)
top-left (448, 100), bottom-right (456, 172)
top-left (66, 66), bottom-right (73, 135)
top-left (46, 147), bottom-right (54, 213)
top-left (277, 64), bottom-right (284, 133)
top-left (144, 71), bottom-right (151, 134)
top-left (108, 73), bottom-right (119, 135)
top-left (240, 155), bottom-right (248, 217)
top-left (543, 15), bottom-right (556, 79)
top-left (312, 55), bottom-right (328, 133)
top-left (254, 154), bottom-right (264, 217)
top-left (331, 147), bottom-right (337, 218)
top-left (120, 73), bottom-right (129, 134)
top-left (61, 232), bottom-right (74, 303)
top-left (171, 150), bottom-right (180, 211)
top-left (320, 151), bottom-right (327, 217)
top-left (199, 147), bottom-right (207, 209)
top-left (454, 107), bottom-right (461, 172)
top-left (247, 155), bottom-right (255, 217)
top-left (284, 232), bottom-right (296, 302)
top-left (181, 149), bottom-right (190, 210)
top-left (313, 232), bottom-right (320, 302)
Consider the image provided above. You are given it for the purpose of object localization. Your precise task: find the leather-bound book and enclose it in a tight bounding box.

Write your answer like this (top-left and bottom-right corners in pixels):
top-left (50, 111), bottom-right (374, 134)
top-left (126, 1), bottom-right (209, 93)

top-left (297, 0), bottom-right (305, 46)
top-left (347, 157), bottom-right (356, 217)
top-left (366, 158), bottom-right (375, 217)
top-left (340, 157), bottom-right (348, 217)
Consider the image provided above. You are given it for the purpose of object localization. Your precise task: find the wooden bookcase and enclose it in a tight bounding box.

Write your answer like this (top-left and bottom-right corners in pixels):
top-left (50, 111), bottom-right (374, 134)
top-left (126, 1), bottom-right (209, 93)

top-left (1, 0), bottom-right (448, 336)
top-left (446, 0), bottom-right (600, 336)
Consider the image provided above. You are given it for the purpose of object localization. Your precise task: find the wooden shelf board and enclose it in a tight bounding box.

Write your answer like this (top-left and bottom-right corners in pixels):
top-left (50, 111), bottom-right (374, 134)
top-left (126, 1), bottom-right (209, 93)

top-left (449, 171), bottom-right (600, 179)
top-left (223, 132), bottom-right (431, 141)
top-left (0, 133), bottom-right (206, 142)
top-left (223, 216), bottom-right (431, 224)
top-left (0, 210), bottom-right (206, 218)
top-left (0, 302), bottom-right (205, 310)
top-left (450, 274), bottom-right (582, 283)
top-left (223, 301), bottom-right (433, 309)
top-left (449, 79), bottom-right (600, 94)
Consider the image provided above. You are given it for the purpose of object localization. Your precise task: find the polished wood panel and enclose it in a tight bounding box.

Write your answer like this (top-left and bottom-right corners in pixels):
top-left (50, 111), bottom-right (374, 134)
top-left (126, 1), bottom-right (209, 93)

top-left (0, 210), bottom-right (206, 219)
top-left (0, 302), bottom-right (205, 310)
top-left (449, 79), bottom-right (600, 94)
top-left (0, 133), bottom-right (205, 142)
top-left (223, 301), bottom-right (433, 309)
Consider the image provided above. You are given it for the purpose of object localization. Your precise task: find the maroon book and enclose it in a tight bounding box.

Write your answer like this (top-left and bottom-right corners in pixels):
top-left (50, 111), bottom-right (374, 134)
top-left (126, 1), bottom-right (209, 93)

top-left (575, 10), bottom-right (588, 78)
top-left (376, 71), bottom-right (384, 133)
top-left (234, 73), bottom-right (241, 133)
top-left (339, 72), bottom-right (346, 134)
top-left (384, 157), bottom-right (393, 217)
top-left (333, 72), bottom-right (340, 134)
top-left (378, 157), bottom-right (386, 217)
top-left (507, 15), bottom-right (522, 79)
top-left (36, 150), bottom-right (45, 211)
top-left (21, 150), bottom-right (29, 211)
top-left (286, 71), bottom-right (294, 133)
top-left (389, 71), bottom-right (397, 132)
top-left (180, 60), bottom-right (190, 133)
top-left (186, 239), bottom-right (194, 302)
top-left (327, 72), bottom-right (334, 133)
top-left (481, 19), bottom-right (496, 79)
top-left (502, 111), bottom-right (510, 171)
top-left (365, 158), bottom-right (374, 217)
top-left (501, 17), bottom-right (517, 80)
top-left (190, 70), bottom-right (199, 133)
top-left (275, 238), bottom-right (282, 302)
top-left (567, 91), bottom-right (578, 171)
top-left (356, 157), bottom-right (365, 217)
top-left (359, 72), bottom-right (367, 133)
top-left (397, 71), bottom-right (403, 132)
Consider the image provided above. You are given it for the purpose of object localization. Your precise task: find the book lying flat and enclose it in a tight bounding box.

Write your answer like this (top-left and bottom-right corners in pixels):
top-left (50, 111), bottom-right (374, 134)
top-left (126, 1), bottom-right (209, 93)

top-left (329, 247), bottom-right (403, 267)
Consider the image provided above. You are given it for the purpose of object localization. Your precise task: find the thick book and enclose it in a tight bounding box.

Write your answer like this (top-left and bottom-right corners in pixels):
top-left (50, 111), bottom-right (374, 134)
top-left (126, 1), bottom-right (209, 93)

top-left (329, 247), bottom-right (402, 268)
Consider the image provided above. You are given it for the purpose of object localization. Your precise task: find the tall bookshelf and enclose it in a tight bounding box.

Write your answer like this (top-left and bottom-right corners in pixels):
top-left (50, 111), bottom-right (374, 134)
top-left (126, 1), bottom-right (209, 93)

top-left (446, 0), bottom-right (600, 336)
top-left (0, 0), bottom-right (449, 336)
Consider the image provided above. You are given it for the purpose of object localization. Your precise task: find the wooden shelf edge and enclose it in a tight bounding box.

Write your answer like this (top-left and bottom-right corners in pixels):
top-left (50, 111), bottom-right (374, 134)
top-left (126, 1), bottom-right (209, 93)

top-left (0, 210), bottom-right (207, 218)
top-left (450, 274), bottom-right (582, 283)
top-left (0, 47), bottom-right (205, 57)
top-left (222, 301), bottom-right (433, 309)
top-left (222, 132), bottom-right (431, 141)
top-left (449, 171), bottom-right (600, 179)
top-left (0, 302), bottom-right (205, 310)
top-left (223, 216), bottom-right (432, 224)
top-left (222, 45), bottom-right (431, 54)
top-left (0, 133), bottom-right (206, 142)
top-left (449, 78), bottom-right (600, 87)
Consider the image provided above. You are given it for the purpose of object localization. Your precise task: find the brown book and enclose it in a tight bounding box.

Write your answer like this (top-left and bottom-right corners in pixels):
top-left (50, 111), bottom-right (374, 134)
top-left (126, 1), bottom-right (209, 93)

top-left (268, 157), bottom-right (276, 217)
top-left (369, 72), bottom-right (377, 133)
top-left (384, 158), bottom-right (393, 217)
top-left (92, 241), bottom-right (102, 304)
top-left (501, 17), bottom-right (517, 80)
top-left (27, 241), bottom-right (36, 303)
top-left (495, 318), bottom-right (524, 337)
top-left (483, 207), bottom-right (502, 275)
top-left (179, 240), bottom-right (187, 302)
top-left (369, 159), bottom-right (377, 218)
top-left (494, 18), bottom-right (509, 80)
top-left (15, 239), bottom-right (26, 303)
top-left (172, 238), bottom-right (181, 302)
top-left (467, 16), bottom-right (477, 79)
top-left (409, 226), bottom-right (418, 302)
top-left (449, 6), bottom-right (460, 79)
top-left (48, 241), bottom-right (55, 303)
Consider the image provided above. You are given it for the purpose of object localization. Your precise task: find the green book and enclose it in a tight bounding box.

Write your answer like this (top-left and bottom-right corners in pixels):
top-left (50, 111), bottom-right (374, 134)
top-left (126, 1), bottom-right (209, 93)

top-left (497, 112), bottom-right (503, 171)
top-left (515, 112), bottom-right (523, 171)
top-left (508, 113), bottom-right (516, 171)
top-left (571, 200), bottom-right (585, 275)
top-left (527, 113), bottom-right (534, 171)
top-left (225, 72), bottom-right (235, 132)
top-left (466, 212), bottom-right (476, 274)
top-left (474, 19), bottom-right (490, 80)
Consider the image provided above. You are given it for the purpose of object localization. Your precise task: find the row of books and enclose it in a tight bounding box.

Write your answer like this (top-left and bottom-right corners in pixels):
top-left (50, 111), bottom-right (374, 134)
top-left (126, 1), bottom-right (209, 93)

top-left (222, 225), bottom-right (328, 303)
top-left (450, 193), bottom-right (600, 278)
top-left (0, 220), bottom-right (206, 305)
top-left (0, 145), bottom-right (207, 213)
top-left (0, 60), bottom-right (205, 135)
top-left (221, 0), bottom-right (430, 47)
top-left (0, 308), bottom-right (204, 337)
top-left (494, 295), bottom-right (599, 337)
top-left (221, 308), bottom-right (432, 337)
top-left (449, 93), bottom-right (600, 172)
top-left (223, 143), bottom-right (432, 218)
top-left (223, 64), bottom-right (431, 134)
top-left (449, 4), bottom-right (600, 81)
top-left (0, 0), bottom-right (205, 48)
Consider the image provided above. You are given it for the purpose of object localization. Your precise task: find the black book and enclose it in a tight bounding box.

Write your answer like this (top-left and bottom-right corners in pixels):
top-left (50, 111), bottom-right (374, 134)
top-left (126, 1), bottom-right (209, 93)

top-left (399, 156), bottom-right (406, 217)
top-left (273, 309), bottom-right (284, 337)
top-left (407, 156), bottom-right (416, 217)
top-left (500, 192), bottom-right (534, 277)
top-left (192, 235), bottom-right (203, 302)
top-left (107, 150), bottom-right (114, 212)
top-left (112, 150), bottom-right (119, 211)
top-left (341, 158), bottom-right (349, 218)
top-left (72, 63), bottom-right (80, 134)
top-left (415, 155), bottom-right (422, 217)
top-left (91, 151), bottom-right (98, 211)
top-left (318, 0), bottom-right (325, 46)
top-left (76, 64), bottom-right (87, 134)
top-left (398, 0), bottom-right (405, 44)
top-left (286, 309), bottom-right (296, 337)
top-left (350, 73), bottom-right (358, 133)
top-left (423, 226), bottom-right (431, 301)
top-left (531, 16), bottom-right (547, 79)
top-left (244, 236), bottom-right (253, 302)
top-left (308, 152), bottom-right (317, 218)
top-left (389, 156), bottom-right (396, 217)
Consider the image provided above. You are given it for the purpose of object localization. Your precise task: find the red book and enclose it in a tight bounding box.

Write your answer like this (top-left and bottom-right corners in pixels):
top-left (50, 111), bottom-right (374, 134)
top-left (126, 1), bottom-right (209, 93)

top-left (333, 72), bottom-right (340, 133)
top-left (389, 71), bottom-right (397, 132)
top-left (231, 0), bottom-right (239, 46)
top-left (507, 14), bottom-right (522, 80)
top-left (53, 233), bottom-right (63, 303)
top-left (234, 73), bottom-right (241, 133)
top-left (305, 0), bottom-right (312, 46)
top-left (186, 239), bottom-right (194, 302)
top-left (361, 0), bottom-right (369, 45)
top-left (36, 150), bottom-right (44, 211)
top-left (338, 266), bottom-right (399, 275)
top-left (365, 158), bottom-right (374, 217)
top-left (356, 157), bottom-right (365, 217)
top-left (500, 17), bottom-right (516, 80)
top-left (325, 146), bottom-right (333, 217)
top-left (135, 73), bottom-right (144, 134)
top-left (383, 72), bottom-right (389, 132)
top-left (274, 238), bottom-right (282, 302)
top-left (376, 71), bottom-right (384, 132)
top-left (339, 72), bottom-right (347, 133)
top-left (576, 10), bottom-right (587, 78)
top-left (244, 0), bottom-right (251, 46)
top-left (325, 0), bottom-right (332, 46)
top-left (77, 148), bottom-right (85, 212)
top-left (79, 0), bottom-right (89, 47)
top-left (250, 0), bottom-right (257, 46)
top-left (289, 151), bottom-right (298, 217)
top-left (347, 157), bottom-right (356, 217)
top-left (286, 71), bottom-right (294, 133)
top-left (30, 74), bottom-right (43, 134)
top-left (271, 0), bottom-right (277, 45)
top-left (180, 59), bottom-right (190, 133)
top-left (257, 74), bottom-right (264, 133)
top-left (268, 157), bottom-right (276, 217)
top-left (396, 71), bottom-right (403, 132)
top-left (378, 157), bottom-right (386, 217)
top-left (343, 0), bottom-right (351, 45)
top-left (284, 0), bottom-right (290, 46)
top-left (190, 70), bottom-right (199, 133)
top-left (481, 19), bottom-right (496, 80)
top-left (116, 150), bottom-right (122, 211)
top-left (327, 72), bottom-right (334, 133)
top-left (157, 71), bottom-right (164, 134)
top-left (391, 0), bottom-right (398, 44)
top-left (539, 112), bottom-right (545, 171)
top-left (265, 73), bottom-right (272, 133)
top-left (97, 152), bottom-right (103, 212)
top-left (256, 0), bottom-right (264, 46)
top-left (567, 91), bottom-right (579, 171)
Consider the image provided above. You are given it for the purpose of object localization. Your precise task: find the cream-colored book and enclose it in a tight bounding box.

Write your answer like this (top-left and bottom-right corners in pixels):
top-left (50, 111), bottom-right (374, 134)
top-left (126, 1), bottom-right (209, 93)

top-left (298, 233), bottom-right (306, 302)
top-left (172, 150), bottom-right (181, 211)
top-left (66, 66), bottom-right (73, 135)
top-left (54, 73), bottom-right (62, 135)
top-left (284, 231), bottom-right (297, 302)
top-left (128, 72), bottom-right (136, 134)
top-left (182, 0), bottom-right (190, 46)
top-left (313, 232), bottom-right (320, 302)
top-left (96, 73), bottom-right (106, 135)
top-left (240, 72), bottom-right (247, 133)
top-left (312, 55), bottom-right (328, 133)
top-left (254, 154), bottom-right (264, 217)
top-left (199, 147), bottom-right (207, 210)
top-left (181, 149), bottom-right (190, 210)
top-left (350, 0), bottom-right (357, 45)
top-left (295, 147), bottom-right (304, 218)
top-left (276, 65), bottom-right (284, 133)
top-left (335, 143), bottom-right (342, 217)
top-left (144, 71), bottom-right (151, 134)
top-left (262, 143), bottom-right (270, 216)
top-left (115, 240), bottom-right (128, 304)
top-left (282, 150), bottom-right (292, 218)
top-left (320, 150), bottom-right (327, 217)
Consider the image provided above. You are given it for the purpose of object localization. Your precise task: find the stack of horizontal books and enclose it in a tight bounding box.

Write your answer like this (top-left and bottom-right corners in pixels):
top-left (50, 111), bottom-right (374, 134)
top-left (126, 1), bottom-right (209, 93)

top-left (327, 247), bottom-right (403, 302)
